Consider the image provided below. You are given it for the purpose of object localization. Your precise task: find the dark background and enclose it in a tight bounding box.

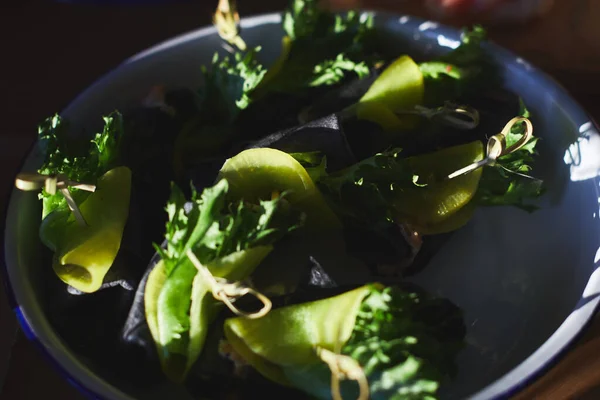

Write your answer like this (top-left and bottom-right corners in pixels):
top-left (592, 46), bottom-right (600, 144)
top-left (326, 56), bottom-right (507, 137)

top-left (2, 0), bottom-right (600, 399)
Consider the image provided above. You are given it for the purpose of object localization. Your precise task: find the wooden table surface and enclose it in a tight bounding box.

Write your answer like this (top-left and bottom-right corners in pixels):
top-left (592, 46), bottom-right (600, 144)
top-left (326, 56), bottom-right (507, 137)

top-left (2, 0), bottom-right (600, 399)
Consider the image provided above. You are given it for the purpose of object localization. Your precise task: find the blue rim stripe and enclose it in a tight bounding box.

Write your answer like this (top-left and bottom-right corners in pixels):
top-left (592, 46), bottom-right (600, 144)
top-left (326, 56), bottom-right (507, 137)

top-left (15, 307), bottom-right (102, 400)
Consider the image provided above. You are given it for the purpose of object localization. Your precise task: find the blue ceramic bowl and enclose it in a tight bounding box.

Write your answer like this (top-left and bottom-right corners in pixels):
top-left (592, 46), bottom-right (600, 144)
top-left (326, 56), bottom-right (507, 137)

top-left (4, 11), bottom-right (600, 400)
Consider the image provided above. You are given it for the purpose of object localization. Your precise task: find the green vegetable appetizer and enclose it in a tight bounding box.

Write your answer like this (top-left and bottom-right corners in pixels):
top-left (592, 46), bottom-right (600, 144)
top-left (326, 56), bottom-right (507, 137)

top-left (35, 113), bottom-right (132, 293)
top-left (222, 283), bottom-right (465, 400)
top-left (145, 178), bottom-right (303, 382)
top-left (317, 109), bottom-right (541, 237)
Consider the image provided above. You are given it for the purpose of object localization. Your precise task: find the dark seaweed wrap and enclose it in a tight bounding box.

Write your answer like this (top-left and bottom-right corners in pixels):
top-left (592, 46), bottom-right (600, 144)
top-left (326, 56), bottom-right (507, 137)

top-left (247, 114), bottom-right (357, 172)
top-left (298, 68), bottom-right (381, 123)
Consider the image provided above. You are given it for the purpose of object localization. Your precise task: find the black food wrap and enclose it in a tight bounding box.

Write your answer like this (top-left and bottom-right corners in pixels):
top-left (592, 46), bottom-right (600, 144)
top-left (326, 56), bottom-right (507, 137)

top-left (246, 114), bottom-right (357, 172)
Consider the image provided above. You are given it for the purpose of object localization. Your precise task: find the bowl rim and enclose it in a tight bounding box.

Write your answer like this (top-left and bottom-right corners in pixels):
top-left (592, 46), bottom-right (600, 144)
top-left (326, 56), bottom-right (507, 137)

top-left (3, 10), bottom-right (600, 400)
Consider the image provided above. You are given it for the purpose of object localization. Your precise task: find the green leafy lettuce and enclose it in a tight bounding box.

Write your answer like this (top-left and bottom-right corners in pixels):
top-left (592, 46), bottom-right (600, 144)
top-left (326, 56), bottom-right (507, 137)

top-left (38, 112), bottom-right (124, 219)
top-left (316, 98), bottom-right (542, 223)
top-left (172, 47), bottom-right (267, 167)
top-left (475, 101), bottom-right (544, 212)
top-left (419, 26), bottom-right (500, 106)
top-left (200, 48), bottom-right (268, 119)
top-left (317, 149), bottom-right (418, 230)
top-left (257, 0), bottom-right (377, 94)
top-left (155, 179), bottom-right (301, 274)
top-left (291, 150), bottom-right (420, 269)
top-left (338, 285), bottom-right (466, 400)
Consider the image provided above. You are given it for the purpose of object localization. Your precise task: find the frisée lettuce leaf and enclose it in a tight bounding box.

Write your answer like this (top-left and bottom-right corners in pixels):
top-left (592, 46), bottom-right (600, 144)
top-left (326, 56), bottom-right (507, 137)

top-left (419, 26), bottom-right (501, 106)
top-left (38, 112), bottom-right (124, 218)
